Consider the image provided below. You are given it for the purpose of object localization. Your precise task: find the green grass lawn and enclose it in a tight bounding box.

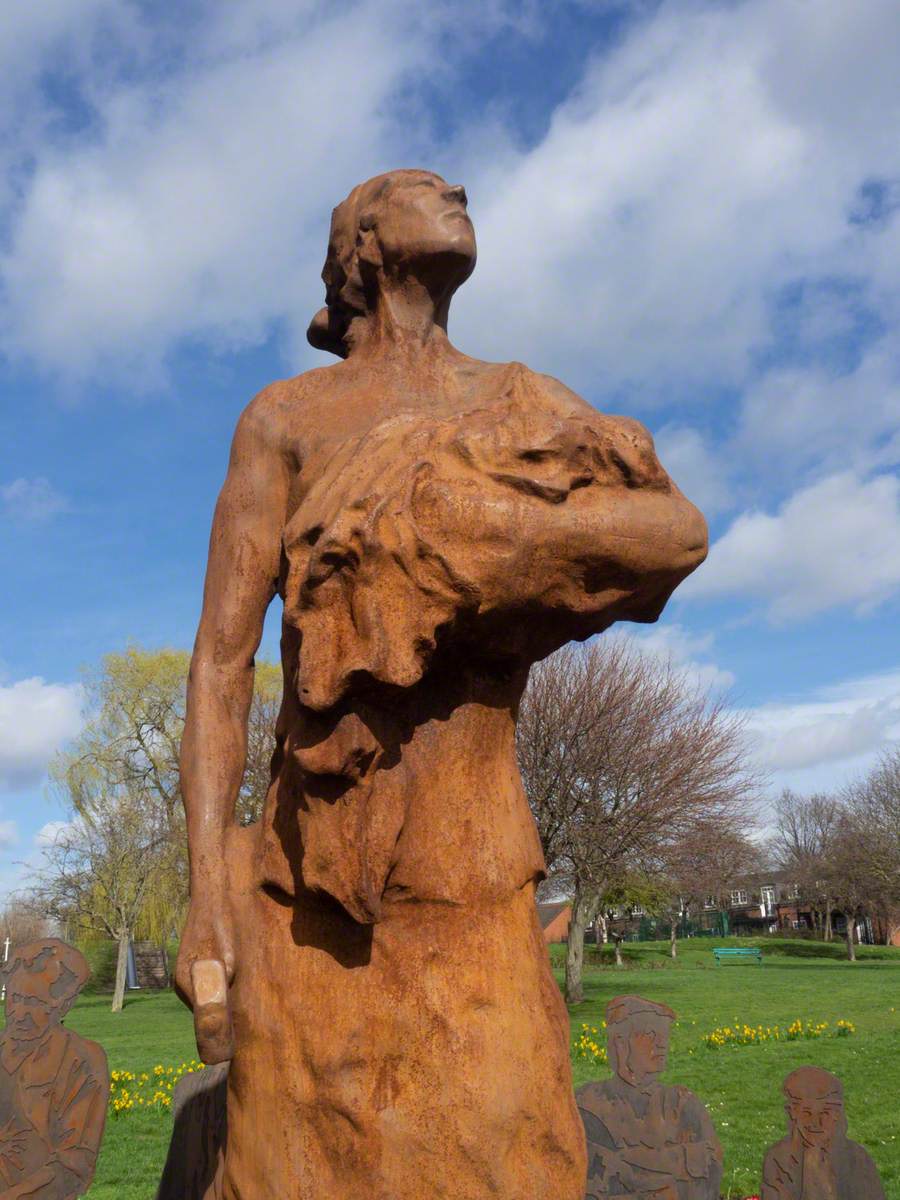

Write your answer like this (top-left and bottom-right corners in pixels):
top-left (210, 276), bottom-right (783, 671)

top-left (5, 936), bottom-right (898, 1198)
top-left (560, 937), bottom-right (900, 1198)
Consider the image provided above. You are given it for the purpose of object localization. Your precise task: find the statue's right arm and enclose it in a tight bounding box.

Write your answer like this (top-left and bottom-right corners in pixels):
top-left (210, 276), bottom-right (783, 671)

top-left (176, 390), bottom-right (290, 1004)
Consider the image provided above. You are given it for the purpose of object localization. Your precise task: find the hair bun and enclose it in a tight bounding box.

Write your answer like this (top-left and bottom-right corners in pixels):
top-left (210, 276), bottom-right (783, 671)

top-left (307, 306), bottom-right (349, 359)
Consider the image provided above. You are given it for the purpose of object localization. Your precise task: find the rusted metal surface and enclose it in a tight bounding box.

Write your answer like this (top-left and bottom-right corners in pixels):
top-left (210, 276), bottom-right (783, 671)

top-left (577, 994), bottom-right (722, 1199)
top-left (762, 1066), bottom-right (886, 1199)
top-left (157, 1063), bottom-right (228, 1200)
top-left (0, 939), bottom-right (108, 1199)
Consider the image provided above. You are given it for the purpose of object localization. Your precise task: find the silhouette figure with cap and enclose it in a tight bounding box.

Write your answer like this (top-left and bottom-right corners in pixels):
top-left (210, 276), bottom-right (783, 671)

top-left (0, 939), bottom-right (108, 1199)
top-left (576, 995), bottom-right (722, 1199)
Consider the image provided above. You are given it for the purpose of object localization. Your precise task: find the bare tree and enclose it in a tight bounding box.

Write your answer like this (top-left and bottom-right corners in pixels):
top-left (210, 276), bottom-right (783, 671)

top-left (24, 799), bottom-right (171, 1011)
top-left (826, 813), bottom-right (877, 962)
top-left (0, 900), bottom-right (50, 947)
top-left (517, 638), bottom-right (760, 1003)
top-left (844, 750), bottom-right (900, 943)
top-left (656, 821), bottom-right (762, 958)
top-left (769, 790), bottom-right (840, 939)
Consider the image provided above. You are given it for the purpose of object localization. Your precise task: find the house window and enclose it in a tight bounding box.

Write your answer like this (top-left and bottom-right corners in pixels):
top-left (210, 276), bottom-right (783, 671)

top-left (730, 889), bottom-right (749, 906)
top-left (631, 904), bottom-right (645, 916)
top-left (703, 895), bottom-right (717, 909)
top-left (786, 883), bottom-right (800, 900)
top-left (761, 886), bottom-right (775, 914)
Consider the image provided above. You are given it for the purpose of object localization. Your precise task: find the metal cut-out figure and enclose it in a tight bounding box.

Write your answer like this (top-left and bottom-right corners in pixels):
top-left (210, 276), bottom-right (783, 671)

top-left (762, 1067), bottom-right (885, 1200)
top-left (576, 995), bottom-right (722, 1199)
top-left (0, 939), bottom-right (108, 1200)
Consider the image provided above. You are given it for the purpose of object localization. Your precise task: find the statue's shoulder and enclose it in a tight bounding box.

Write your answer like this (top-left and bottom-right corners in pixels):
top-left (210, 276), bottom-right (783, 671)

top-left (492, 361), bottom-right (605, 425)
top-left (236, 364), bottom-right (343, 448)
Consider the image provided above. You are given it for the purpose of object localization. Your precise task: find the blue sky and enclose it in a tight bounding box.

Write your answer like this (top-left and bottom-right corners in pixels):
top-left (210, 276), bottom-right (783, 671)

top-left (2, 0), bottom-right (900, 898)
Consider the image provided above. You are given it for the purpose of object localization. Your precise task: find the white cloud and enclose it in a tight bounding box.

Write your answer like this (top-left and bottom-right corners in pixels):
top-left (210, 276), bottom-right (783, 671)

top-left (453, 0), bottom-right (900, 396)
top-left (0, 0), bottom-right (525, 381)
top-left (0, 678), bottom-right (83, 791)
top-left (735, 343), bottom-right (900, 485)
top-left (620, 622), bottom-right (735, 692)
top-left (682, 471), bottom-right (900, 621)
top-left (742, 666), bottom-right (900, 793)
top-left (1, 477), bottom-right (68, 521)
top-left (652, 424), bottom-right (731, 517)
top-left (34, 819), bottom-right (74, 848)
top-left (0, 0), bottom-right (897, 400)
top-left (751, 704), bottom-right (896, 774)
top-left (0, 818), bottom-right (74, 905)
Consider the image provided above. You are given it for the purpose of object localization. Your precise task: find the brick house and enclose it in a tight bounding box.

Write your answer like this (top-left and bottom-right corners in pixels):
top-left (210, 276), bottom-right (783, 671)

top-left (602, 868), bottom-right (875, 943)
top-left (537, 902), bottom-right (572, 944)
top-left (715, 870), bottom-right (814, 935)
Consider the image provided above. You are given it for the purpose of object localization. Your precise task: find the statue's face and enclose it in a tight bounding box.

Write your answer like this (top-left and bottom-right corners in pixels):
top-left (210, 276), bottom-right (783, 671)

top-left (613, 1017), bottom-right (669, 1086)
top-left (788, 1095), bottom-right (843, 1150)
top-left (367, 171), bottom-right (476, 287)
top-left (5, 971), bottom-right (56, 1041)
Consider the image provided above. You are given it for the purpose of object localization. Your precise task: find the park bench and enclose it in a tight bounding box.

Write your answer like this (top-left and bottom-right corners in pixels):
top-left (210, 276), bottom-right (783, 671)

top-left (713, 947), bottom-right (762, 965)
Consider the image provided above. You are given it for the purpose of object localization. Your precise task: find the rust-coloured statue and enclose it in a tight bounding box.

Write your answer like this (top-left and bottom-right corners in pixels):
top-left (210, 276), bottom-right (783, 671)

top-left (576, 995), bottom-right (723, 1199)
top-left (174, 169), bottom-right (708, 1199)
top-left (0, 939), bottom-right (108, 1199)
top-left (762, 1067), bottom-right (885, 1200)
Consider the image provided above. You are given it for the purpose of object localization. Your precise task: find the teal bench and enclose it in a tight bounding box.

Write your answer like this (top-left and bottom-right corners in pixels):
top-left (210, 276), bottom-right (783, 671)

top-left (713, 947), bottom-right (762, 965)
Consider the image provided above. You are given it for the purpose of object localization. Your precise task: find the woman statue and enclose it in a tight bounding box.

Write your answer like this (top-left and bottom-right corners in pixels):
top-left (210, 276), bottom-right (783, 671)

top-left (174, 169), bottom-right (707, 1200)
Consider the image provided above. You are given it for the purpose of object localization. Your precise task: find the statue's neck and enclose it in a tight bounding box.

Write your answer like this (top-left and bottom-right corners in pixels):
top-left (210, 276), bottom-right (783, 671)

top-left (345, 275), bottom-right (455, 362)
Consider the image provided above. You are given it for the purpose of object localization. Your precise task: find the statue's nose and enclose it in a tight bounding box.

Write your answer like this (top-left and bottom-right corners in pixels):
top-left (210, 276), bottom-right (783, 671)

top-left (446, 184), bottom-right (468, 207)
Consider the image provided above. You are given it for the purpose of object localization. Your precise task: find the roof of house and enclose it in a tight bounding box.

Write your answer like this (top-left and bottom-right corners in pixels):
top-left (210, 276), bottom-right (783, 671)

top-left (536, 902), bottom-right (571, 930)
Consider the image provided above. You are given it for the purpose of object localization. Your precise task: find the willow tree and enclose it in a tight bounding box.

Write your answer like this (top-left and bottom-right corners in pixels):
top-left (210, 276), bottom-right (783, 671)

top-left (517, 638), bottom-right (759, 1004)
top-left (32, 645), bottom-right (280, 1010)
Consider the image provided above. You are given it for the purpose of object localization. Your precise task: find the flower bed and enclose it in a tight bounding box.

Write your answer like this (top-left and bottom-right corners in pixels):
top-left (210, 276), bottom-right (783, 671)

top-left (703, 1018), bottom-right (855, 1049)
top-left (109, 1060), bottom-right (203, 1116)
top-left (573, 1021), bottom-right (608, 1065)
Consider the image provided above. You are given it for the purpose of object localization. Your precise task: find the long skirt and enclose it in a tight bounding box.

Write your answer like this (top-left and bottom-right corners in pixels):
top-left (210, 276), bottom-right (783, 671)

top-left (216, 842), bottom-right (586, 1200)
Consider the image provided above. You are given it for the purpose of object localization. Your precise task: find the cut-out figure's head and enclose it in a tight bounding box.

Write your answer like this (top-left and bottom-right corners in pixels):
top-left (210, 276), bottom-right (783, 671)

top-left (2, 938), bottom-right (90, 1043)
top-left (783, 1067), bottom-right (847, 1151)
top-left (308, 169), bottom-right (477, 357)
top-left (606, 995), bottom-right (675, 1088)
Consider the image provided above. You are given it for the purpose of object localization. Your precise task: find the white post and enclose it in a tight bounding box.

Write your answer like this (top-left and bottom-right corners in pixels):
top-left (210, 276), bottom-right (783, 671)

top-left (1, 936), bottom-right (10, 1002)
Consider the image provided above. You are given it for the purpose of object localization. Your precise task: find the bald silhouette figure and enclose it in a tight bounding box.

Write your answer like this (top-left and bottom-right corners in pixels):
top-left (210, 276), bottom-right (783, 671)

top-left (0, 940), bottom-right (108, 1199)
top-left (762, 1067), bottom-right (884, 1200)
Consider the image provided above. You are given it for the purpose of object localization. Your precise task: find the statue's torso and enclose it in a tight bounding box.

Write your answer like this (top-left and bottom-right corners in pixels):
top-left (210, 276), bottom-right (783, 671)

top-left (249, 355), bottom-right (579, 915)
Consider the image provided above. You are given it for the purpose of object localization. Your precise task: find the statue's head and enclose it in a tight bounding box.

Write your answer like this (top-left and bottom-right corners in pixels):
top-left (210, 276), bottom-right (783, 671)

top-left (308, 169), bottom-right (477, 357)
top-left (783, 1067), bottom-right (847, 1151)
top-left (2, 938), bottom-right (89, 1041)
top-left (606, 995), bottom-right (674, 1088)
